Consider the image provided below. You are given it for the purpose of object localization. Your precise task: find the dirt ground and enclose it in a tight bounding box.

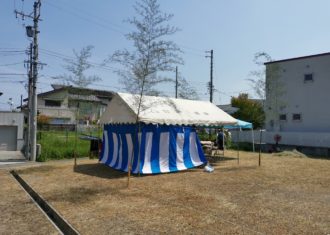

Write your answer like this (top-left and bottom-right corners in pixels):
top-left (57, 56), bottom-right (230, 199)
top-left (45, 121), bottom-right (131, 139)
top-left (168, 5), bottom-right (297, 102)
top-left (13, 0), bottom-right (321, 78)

top-left (0, 170), bottom-right (59, 235)
top-left (5, 151), bottom-right (330, 234)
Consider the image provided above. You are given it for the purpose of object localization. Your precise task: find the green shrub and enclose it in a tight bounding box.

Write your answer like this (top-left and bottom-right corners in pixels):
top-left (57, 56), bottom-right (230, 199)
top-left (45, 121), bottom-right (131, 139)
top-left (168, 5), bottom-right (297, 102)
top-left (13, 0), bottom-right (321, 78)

top-left (228, 142), bottom-right (254, 151)
top-left (37, 130), bottom-right (91, 161)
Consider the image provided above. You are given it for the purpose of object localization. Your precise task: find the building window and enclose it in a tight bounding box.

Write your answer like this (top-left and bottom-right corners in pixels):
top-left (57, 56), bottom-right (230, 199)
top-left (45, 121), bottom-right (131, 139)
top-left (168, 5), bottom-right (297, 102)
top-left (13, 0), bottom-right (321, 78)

top-left (304, 73), bottom-right (313, 82)
top-left (45, 100), bottom-right (61, 107)
top-left (292, 113), bottom-right (301, 121)
top-left (279, 114), bottom-right (287, 121)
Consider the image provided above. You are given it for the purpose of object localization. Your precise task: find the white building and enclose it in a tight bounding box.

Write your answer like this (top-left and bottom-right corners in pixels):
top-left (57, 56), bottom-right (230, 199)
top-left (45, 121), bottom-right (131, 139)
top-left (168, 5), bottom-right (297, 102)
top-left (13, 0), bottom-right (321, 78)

top-left (264, 52), bottom-right (330, 154)
top-left (0, 112), bottom-right (24, 151)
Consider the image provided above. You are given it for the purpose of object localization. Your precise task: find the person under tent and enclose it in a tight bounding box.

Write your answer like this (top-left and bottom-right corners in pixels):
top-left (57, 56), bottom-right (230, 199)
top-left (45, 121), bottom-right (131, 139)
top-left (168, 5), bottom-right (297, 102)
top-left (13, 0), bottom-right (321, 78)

top-left (216, 129), bottom-right (225, 150)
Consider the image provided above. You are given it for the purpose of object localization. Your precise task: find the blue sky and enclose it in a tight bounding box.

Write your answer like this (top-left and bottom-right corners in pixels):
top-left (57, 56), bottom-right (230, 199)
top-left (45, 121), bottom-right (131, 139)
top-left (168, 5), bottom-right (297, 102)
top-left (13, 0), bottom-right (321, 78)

top-left (1, 0), bottom-right (330, 110)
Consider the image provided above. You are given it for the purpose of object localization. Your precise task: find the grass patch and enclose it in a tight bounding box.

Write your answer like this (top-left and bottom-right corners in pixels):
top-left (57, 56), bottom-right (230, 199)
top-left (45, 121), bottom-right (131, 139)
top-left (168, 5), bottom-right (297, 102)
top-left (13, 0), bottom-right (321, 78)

top-left (273, 149), bottom-right (307, 158)
top-left (37, 130), bottom-right (93, 162)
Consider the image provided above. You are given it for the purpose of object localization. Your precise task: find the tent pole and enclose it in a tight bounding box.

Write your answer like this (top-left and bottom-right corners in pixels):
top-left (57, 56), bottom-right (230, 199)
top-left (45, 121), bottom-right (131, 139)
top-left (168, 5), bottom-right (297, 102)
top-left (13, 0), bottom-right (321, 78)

top-left (259, 130), bottom-right (262, 166)
top-left (237, 128), bottom-right (240, 165)
top-left (127, 123), bottom-right (141, 188)
top-left (252, 128), bottom-right (255, 152)
top-left (127, 132), bottom-right (134, 188)
top-left (137, 123), bottom-right (142, 177)
top-left (222, 127), bottom-right (225, 157)
top-left (127, 160), bottom-right (131, 188)
top-left (127, 133), bottom-right (133, 188)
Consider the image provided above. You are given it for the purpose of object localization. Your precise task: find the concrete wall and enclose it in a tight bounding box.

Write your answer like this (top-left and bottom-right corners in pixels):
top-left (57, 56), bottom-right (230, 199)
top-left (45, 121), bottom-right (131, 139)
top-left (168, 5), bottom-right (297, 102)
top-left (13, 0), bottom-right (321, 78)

top-left (37, 89), bottom-right (110, 124)
top-left (265, 54), bottom-right (330, 132)
top-left (231, 130), bottom-right (330, 148)
top-left (37, 106), bottom-right (76, 123)
top-left (0, 112), bottom-right (24, 150)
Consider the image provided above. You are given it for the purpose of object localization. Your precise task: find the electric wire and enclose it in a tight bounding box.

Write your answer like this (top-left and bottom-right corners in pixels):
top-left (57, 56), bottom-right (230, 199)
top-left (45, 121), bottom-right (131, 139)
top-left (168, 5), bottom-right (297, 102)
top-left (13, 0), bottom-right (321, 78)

top-left (42, 0), bottom-right (205, 58)
top-left (7, 1), bottom-right (244, 102)
top-left (43, 0), bottom-right (127, 35)
top-left (0, 62), bottom-right (25, 67)
top-left (39, 48), bottom-right (118, 72)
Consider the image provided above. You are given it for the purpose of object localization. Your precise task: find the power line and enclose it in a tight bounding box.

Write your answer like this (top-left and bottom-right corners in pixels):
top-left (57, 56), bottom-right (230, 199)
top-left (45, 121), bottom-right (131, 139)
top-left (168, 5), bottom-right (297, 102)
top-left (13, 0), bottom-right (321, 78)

top-left (43, 0), bottom-right (127, 35)
top-left (0, 50), bottom-right (26, 53)
top-left (0, 73), bottom-right (26, 76)
top-left (42, 0), bottom-right (206, 59)
top-left (0, 52), bottom-right (26, 56)
top-left (56, 0), bottom-right (131, 31)
top-left (0, 47), bottom-right (24, 49)
top-left (0, 62), bottom-right (25, 67)
top-left (39, 48), bottom-right (119, 72)
top-left (0, 80), bottom-right (26, 83)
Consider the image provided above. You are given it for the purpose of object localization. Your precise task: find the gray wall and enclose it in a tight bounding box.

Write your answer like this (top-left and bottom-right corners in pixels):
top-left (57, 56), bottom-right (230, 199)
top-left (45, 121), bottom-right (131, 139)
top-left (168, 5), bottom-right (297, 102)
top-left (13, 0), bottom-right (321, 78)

top-left (231, 130), bottom-right (330, 148)
top-left (0, 112), bottom-right (24, 151)
top-left (266, 54), bottom-right (330, 132)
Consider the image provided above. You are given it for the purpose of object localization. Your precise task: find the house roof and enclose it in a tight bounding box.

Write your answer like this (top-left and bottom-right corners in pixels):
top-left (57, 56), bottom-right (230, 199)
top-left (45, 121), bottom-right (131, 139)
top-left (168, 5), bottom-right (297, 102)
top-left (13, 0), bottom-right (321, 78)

top-left (36, 85), bottom-right (114, 100)
top-left (264, 52), bottom-right (330, 65)
top-left (217, 104), bottom-right (239, 115)
top-left (100, 92), bottom-right (237, 126)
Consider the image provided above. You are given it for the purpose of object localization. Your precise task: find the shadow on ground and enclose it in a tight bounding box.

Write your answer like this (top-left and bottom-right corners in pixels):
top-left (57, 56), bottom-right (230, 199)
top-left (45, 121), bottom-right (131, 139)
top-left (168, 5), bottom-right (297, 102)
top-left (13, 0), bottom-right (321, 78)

top-left (0, 159), bottom-right (27, 163)
top-left (219, 165), bottom-right (259, 172)
top-left (74, 162), bottom-right (204, 179)
top-left (207, 156), bottom-right (237, 163)
top-left (73, 163), bottom-right (127, 179)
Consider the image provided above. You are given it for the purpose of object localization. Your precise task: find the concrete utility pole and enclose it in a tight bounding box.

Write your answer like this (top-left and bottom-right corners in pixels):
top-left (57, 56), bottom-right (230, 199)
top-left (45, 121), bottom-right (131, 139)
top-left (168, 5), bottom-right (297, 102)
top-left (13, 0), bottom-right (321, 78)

top-left (30, 0), bottom-right (41, 161)
top-left (15, 0), bottom-right (42, 161)
top-left (26, 43), bottom-right (33, 159)
top-left (205, 50), bottom-right (214, 103)
top-left (175, 66), bottom-right (178, 98)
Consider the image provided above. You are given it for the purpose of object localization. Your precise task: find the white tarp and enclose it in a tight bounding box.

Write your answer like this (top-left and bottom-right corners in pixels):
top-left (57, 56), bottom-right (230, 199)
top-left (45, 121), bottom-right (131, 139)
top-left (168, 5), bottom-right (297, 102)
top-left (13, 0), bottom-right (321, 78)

top-left (100, 92), bottom-right (237, 126)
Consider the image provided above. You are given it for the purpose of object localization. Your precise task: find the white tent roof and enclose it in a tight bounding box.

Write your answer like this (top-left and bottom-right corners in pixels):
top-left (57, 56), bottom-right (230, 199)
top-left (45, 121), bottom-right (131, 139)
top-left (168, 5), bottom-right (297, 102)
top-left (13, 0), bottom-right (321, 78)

top-left (100, 92), bottom-right (237, 126)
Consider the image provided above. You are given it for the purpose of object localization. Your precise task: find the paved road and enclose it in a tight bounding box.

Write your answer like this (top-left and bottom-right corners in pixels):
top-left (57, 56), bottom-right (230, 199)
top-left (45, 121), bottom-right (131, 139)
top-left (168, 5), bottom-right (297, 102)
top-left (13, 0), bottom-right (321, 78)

top-left (0, 151), bottom-right (27, 166)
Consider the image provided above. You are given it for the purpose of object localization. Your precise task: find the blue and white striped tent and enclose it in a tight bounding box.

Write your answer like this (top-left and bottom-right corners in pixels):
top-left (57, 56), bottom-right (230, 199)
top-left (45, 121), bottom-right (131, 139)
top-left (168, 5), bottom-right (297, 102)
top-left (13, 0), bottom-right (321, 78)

top-left (99, 124), bottom-right (206, 174)
top-left (100, 93), bottom-right (237, 174)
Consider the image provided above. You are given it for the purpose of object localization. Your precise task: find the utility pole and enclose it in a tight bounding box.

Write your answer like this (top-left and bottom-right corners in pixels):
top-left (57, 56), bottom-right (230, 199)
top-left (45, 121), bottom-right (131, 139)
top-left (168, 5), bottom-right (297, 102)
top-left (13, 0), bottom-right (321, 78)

top-left (25, 43), bottom-right (33, 159)
top-left (175, 66), bottom-right (178, 98)
top-left (15, 0), bottom-right (42, 161)
top-left (31, 0), bottom-right (41, 161)
top-left (205, 50), bottom-right (214, 103)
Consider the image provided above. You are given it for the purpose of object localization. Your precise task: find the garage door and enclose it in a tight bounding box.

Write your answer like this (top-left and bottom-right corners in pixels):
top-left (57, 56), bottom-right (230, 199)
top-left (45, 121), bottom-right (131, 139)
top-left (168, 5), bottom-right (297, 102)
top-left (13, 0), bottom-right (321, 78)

top-left (0, 126), bottom-right (17, 151)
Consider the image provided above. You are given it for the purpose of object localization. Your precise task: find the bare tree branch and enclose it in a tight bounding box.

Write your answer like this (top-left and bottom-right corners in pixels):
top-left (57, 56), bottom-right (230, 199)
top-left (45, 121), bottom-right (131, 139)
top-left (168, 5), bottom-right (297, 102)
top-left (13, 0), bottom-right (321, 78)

top-left (105, 0), bottom-right (183, 97)
top-left (53, 45), bottom-right (101, 87)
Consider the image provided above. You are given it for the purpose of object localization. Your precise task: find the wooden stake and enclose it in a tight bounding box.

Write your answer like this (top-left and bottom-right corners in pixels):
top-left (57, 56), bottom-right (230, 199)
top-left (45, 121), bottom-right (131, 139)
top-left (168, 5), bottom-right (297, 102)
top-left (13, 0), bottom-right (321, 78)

top-left (222, 127), bottom-right (225, 157)
top-left (237, 129), bottom-right (240, 165)
top-left (259, 130), bottom-right (263, 166)
top-left (127, 130), bottom-right (136, 188)
top-left (74, 104), bottom-right (79, 167)
top-left (137, 123), bottom-right (142, 177)
top-left (127, 164), bottom-right (131, 188)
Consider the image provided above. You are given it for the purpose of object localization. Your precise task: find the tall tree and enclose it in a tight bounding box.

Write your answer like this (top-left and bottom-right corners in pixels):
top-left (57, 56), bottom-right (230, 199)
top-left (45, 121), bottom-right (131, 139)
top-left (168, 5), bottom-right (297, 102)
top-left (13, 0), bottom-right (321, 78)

top-left (106, 0), bottom-right (182, 185)
top-left (265, 61), bottom-right (285, 131)
top-left (53, 45), bottom-right (101, 87)
top-left (247, 52), bottom-right (286, 131)
top-left (247, 52), bottom-right (272, 102)
top-left (107, 0), bottom-right (183, 97)
top-left (231, 93), bottom-right (265, 129)
top-left (177, 74), bottom-right (199, 100)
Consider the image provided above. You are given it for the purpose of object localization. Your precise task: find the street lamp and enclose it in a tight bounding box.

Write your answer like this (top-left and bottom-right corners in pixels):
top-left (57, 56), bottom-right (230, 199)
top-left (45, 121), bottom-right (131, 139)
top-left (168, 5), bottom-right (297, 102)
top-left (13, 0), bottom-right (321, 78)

top-left (26, 26), bottom-right (34, 38)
